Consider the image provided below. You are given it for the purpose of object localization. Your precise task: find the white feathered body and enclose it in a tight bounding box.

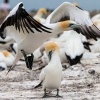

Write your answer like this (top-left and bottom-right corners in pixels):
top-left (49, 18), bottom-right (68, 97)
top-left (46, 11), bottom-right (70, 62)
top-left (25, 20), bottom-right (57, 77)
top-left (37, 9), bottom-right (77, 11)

top-left (0, 51), bottom-right (14, 66)
top-left (3, 53), bottom-right (15, 66)
top-left (40, 51), bottom-right (62, 89)
top-left (64, 30), bottom-right (84, 59)
top-left (92, 14), bottom-right (100, 21)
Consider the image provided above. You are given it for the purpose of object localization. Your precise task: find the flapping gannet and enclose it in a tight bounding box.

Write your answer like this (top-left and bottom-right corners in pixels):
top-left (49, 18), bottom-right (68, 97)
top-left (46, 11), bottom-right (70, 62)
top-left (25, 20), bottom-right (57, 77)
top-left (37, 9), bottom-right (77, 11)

top-left (45, 2), bottom-right (100, 40)
top-left (34, 42), bottom-right (63, 98)
top-left (0, 2), bottom-right (82, 73)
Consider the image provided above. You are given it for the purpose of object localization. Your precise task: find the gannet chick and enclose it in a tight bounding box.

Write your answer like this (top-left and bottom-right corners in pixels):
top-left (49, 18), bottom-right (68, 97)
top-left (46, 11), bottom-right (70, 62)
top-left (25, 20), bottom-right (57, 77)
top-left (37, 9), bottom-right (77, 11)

top-left (34, 8), bottom-right (47, 24)
top-left (35, 42), bottom-right (63, 98)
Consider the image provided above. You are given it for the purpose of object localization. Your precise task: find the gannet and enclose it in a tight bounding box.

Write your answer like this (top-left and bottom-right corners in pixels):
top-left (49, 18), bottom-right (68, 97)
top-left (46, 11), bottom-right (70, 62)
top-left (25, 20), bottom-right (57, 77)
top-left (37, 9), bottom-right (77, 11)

top-left (45, 2), bottom-right (100, 40)
top-left (34, 42), bottom-right (63, 98)
top-left (0, 2), bottom-right (82, 73)
top-left (93, 19), bottom-right (100, 29)
top-left (62, 30), bottom-right (84, 65)
top-left (92, 14), bottom-right (100, 21)
top-left (2, 50), bottom-right (15, 66)
top-left (33, 8), bottom-right (47, 24)
top-left (0, 50), bottom-right (14, 67)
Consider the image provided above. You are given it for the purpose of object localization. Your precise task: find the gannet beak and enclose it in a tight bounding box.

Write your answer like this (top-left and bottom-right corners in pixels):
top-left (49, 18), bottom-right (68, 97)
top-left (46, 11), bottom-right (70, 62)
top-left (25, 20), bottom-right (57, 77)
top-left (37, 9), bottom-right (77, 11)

top-left (70, 24), bottom-right (82, 29)
top-left (70, 24), bottom-right (82, 33)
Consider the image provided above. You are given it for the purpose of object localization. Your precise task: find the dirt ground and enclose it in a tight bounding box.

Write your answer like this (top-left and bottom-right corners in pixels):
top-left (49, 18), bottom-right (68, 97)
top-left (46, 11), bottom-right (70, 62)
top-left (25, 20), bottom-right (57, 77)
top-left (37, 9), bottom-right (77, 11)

top-left (0, 57), bottom-right (100, 100)
top-left (0, 33), bottom-right (100, 100)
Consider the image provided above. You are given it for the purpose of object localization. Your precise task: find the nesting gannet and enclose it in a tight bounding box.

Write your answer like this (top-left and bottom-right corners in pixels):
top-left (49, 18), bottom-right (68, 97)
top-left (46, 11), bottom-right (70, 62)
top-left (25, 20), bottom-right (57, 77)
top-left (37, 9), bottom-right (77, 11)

top-left (2, 50), bottom-right (15, 66)
top-left (62, 30), bottom-right (84, 65)
top-left (0, 2), bottom-right (83, 73)
top-left (45, 2), bottom-right (100, 40)
top-left (33, 8), bottom-right (47, 24)
top-left (92, 14), bottom-right (100, 21)
top-left (34, 42), bottom-right (63, 98)
top-left (92, 19), bottom-right (100, 30)
top-left (0, 50), bottom-right (14, 67)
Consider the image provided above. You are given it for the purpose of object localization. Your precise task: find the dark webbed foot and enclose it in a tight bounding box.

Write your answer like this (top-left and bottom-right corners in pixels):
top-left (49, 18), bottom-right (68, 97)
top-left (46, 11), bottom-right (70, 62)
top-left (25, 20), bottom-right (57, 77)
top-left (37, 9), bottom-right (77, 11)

top-left (42, 88), bottom-right (51, 98)
top-left (42, 94), bottom-right (50, 98)
top-left (55, 95), bottom-right (62, 98)
top-left (55, 89), bottom-right (62, 98)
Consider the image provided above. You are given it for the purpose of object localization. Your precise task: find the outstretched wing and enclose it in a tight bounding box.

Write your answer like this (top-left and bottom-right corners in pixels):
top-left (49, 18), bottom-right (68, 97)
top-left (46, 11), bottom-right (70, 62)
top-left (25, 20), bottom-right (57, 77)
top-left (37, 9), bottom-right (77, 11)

top-left (45, 2), bottom-right (100, 40)
top-left (0, 2), bottom-right (51, 34)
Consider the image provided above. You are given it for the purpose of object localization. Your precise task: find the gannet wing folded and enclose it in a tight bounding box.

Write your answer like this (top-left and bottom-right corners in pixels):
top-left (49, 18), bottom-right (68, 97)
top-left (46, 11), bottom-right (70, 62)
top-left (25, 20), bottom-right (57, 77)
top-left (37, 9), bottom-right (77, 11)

top-left (45, 2), bottom-right (100, 40)
top-left (0, 2), bottom-right (51, 41)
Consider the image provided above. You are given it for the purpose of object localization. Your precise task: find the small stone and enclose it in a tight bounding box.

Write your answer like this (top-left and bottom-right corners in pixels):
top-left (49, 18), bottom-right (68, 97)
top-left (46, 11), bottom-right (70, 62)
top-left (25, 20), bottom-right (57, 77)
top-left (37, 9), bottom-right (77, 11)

top-left (88, 69), bottom-right (95, 75)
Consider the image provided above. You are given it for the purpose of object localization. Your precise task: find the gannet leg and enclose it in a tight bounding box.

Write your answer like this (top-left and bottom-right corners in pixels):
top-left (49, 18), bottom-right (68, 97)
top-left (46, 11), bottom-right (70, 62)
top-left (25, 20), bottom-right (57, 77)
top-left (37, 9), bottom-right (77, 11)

top-left (42, 88), bottom-right (49, 98)
top-left (21, 50), bottom-right (34, 70)
top-left (55, 89), bottom-right (62, 98)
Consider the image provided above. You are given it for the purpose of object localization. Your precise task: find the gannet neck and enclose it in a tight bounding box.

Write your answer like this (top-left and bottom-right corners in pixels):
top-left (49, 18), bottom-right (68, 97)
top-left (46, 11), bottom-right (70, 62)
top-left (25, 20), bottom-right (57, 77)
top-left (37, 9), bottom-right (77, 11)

top-left (50, 51), bottom-right (60, 64)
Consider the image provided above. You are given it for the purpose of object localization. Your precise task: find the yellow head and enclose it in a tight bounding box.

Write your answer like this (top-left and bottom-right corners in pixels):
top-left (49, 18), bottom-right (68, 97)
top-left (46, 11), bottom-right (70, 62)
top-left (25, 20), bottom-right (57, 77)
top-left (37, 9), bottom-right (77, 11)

top-left (73, 2), bottom-right (79, 7)
top-left (45, 42), bottom-right (59, 53)
top-left (59, 20), bottom-right (81, 30)
top-left (37, 8), bottom-right (47, 15)
top-left (2, 50), bottom-right (10, 57)
top-left (93, 21), bottom-right (99, 27)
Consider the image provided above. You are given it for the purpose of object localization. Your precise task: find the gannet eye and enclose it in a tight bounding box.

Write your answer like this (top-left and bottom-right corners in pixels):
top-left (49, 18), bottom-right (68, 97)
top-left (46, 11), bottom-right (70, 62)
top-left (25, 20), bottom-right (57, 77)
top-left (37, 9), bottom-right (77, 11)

top-left (69, 23), bottom-right (74, 27)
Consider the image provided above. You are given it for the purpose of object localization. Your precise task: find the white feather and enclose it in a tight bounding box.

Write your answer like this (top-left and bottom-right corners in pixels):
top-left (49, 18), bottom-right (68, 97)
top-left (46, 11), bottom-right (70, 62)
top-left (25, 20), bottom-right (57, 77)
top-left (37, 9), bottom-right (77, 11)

top-left (45, 2), bottom-right (92, 26)
top-left (64, 30), bottom-right (84, 59)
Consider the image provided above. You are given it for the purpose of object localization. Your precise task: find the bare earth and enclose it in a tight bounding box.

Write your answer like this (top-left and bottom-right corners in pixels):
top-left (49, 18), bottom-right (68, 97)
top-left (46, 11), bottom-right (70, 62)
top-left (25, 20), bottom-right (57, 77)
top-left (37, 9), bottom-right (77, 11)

top-left (0, 33), bottom-right (100, 100)
top-left (0, 57), bottom-right (100, 100)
